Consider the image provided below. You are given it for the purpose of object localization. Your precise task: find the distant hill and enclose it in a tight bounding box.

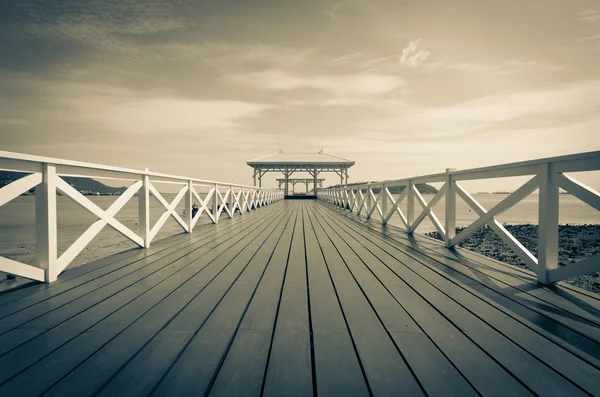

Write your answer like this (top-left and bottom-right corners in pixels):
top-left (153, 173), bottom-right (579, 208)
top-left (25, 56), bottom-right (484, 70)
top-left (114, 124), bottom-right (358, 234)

top-left (0, 171), bottom-right (128, 195)
top-left (327, 181), bottom-right (438, 195)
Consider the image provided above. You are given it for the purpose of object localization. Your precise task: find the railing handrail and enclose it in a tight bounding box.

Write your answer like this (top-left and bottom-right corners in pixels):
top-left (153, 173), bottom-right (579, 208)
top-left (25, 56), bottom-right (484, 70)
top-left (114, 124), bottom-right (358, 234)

top-left (324, 150), bottom-right (600, 189)
top-left (0, 150), bottom-right (284, 283)
top-left (0, 150), bottom-right (270, 190)
top-left (318, 150), bottom-right (600, 286)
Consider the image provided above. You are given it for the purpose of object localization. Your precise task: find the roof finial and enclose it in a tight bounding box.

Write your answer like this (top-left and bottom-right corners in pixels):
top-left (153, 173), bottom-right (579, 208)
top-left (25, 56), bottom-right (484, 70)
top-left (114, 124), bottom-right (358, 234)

top-left (279, 148), bottom-right (284, 154)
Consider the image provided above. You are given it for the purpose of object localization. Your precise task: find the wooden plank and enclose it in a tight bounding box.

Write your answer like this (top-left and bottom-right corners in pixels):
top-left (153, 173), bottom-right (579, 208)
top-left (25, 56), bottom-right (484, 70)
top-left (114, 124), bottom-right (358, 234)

top-left (315, 203), bottom-right (600, 395)
top-left (0, 223), bottom-right (222, 311)
top-left (302, 205), bottom-right (370, 396)
top-left (309, 205), bottom-right (425, 396)
top-left (0, 206), bottom-right (287, 394)
top-left (0, 208), bottom-right (284, 356)
top-left (262, 205), bottom-right (314, 397)
top-left (0, 202), bottom-right (273, 307)
top-left (325, 202), bottom-right (600, 330)
top-left (207, 203), bottom-right (296, 397)
top-left (0, 232), bottom-right (184, 306)
top-left (136, 204), bottom-right (296, 396)
top-left (545, 284), bottom-right (600, 318)
top-left (379, 224), bottom-right (600, 340)
top-left (306, 204), bottom-right (478, 397)
top-left (400, 214), bottom-right (600, 316)
top-left (402, 226), bottom-right (600, 317)
top-left (359, 219), bottom-right (600, 368)
top-left (0, 206), bottom-right (284, 336)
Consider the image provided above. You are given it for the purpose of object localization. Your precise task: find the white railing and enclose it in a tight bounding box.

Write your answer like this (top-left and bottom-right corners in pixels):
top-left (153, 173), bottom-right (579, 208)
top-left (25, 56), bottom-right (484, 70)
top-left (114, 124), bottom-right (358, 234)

top-left (0, 151), bottom-right (284, 283)
top-left (319, 151), bottom-right (600, 285)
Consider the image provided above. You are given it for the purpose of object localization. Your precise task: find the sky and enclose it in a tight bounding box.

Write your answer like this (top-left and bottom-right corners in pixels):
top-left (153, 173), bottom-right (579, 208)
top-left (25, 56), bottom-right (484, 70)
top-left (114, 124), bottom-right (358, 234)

top-left (0, 0), bottom-right (599, 190)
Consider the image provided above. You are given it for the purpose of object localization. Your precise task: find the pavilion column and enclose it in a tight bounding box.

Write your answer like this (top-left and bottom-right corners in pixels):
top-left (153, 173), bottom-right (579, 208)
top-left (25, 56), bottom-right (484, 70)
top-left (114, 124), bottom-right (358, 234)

top-left (305, 181), bottom-right (309, 193)
top-left (344, 169), bottom-right (348, 185)
top-left (253, 169), bottom-right (257, 187)
top-left (259, 171), bottom-right (262, 188)
top-left (313, 166), bottom-right (317, 197)
top-left (284, 166), bottom-right (289, 197)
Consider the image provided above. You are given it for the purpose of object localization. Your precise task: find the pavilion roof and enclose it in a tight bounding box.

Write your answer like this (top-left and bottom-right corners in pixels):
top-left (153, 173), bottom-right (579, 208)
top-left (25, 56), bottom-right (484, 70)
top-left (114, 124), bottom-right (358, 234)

top-left (247, 151), bottom-right (355, 167)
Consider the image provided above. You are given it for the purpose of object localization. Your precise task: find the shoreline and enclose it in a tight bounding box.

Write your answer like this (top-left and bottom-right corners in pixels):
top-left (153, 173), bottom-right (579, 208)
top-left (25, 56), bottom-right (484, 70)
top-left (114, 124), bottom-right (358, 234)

top-left (425, 224), bottom-right (600, 293)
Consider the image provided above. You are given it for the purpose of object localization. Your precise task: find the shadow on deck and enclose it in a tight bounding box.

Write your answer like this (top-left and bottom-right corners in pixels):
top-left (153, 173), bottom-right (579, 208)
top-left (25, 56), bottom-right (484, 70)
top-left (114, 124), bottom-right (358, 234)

top-left (0, 200), bottom-right (598, 396)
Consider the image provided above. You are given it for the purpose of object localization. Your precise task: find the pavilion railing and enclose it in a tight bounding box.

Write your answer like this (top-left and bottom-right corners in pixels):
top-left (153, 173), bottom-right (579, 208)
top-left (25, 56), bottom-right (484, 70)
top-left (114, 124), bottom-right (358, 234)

top-left (318, 151), bottom-right (600, 285)
top-left (0, 150), bottom-right (283, 283)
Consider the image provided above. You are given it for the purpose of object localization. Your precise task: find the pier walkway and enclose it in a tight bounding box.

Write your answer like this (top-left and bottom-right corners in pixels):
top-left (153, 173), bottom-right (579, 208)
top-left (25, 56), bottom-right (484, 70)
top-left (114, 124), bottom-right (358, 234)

top-left (0, 200), bottom-right (598, 396)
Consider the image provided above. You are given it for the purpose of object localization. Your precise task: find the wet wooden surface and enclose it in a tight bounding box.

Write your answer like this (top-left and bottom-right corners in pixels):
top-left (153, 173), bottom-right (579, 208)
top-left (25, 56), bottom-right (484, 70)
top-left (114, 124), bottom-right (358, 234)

top-left (0, 200), bottom-right (598, 396)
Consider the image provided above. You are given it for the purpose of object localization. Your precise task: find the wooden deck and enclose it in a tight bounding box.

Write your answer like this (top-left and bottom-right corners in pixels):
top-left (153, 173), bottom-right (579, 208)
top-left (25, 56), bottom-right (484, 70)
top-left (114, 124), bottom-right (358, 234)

top-left (0, 200), bottom-right (598, 396)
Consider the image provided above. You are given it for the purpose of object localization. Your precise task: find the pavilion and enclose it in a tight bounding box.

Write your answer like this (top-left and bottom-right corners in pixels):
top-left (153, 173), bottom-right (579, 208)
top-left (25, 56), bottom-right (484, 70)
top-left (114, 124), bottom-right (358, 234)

top-left (246, 150), bottom-right (355, 198)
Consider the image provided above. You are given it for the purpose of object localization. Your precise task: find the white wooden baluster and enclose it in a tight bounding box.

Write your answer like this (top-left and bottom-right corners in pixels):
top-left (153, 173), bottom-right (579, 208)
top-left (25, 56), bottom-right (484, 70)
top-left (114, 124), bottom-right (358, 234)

top-left (357, 188), bottom-right (364, 215)
top-left (537, 163), bottom-right (559, 284)
top-left (407, 181), bottom-right (414, 233)
top-left (229, 185), bottom-right (235, 217)
top-left (366, 184), bottom-right (372, 219)
top-left (381, 184), bottom-right (388, 223)
top-left (185, 179), bottom-right (193, 233)
top-left (213, 183), bottom-right (219, 224)
top-left (139, 169), bottom-right (150, 247)
top-left (445, 168), bottom-right (456, 247)
top-left (36, 163), bottom-right (58, 282)
top-left (345, 188), bottom-right (349, 209)
top-left (241, 187), bottom-right (246, 214)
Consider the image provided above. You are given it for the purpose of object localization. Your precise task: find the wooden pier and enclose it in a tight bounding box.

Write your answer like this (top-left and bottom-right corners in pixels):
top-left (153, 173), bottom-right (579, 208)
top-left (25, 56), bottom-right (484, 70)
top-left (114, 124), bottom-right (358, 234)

top-left (0, 200), bottom-right (598, 396)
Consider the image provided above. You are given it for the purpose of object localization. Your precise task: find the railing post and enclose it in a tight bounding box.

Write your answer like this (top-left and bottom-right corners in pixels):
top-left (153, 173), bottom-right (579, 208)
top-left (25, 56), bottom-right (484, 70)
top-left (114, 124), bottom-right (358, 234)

top-left (241, 187), bottom-right (245, 213)
top-left (213, 183), bottom-right (219, 224)
top-left (366, 184), bottom-right (372, 219)
top-left (344, 188), bottom-right (349, 209)
top-left (382, 183), bottom-right (388, 224)
top-left (357, 188), bottom-right (363, 215)
top-left (407, 180), bottom-right (414, 233)
top-left (445, 169), bottom-right (456, 247)
top-left (229, 185), bottom-right (234, 217)
top-left (185, 180), bottom-right (193, 233)
top-left (537, 163), bottom-right (559, 284)
top-left (36, 163), bottom-right (58, 282)
top-left (138, 169), bottom-right (150, 247)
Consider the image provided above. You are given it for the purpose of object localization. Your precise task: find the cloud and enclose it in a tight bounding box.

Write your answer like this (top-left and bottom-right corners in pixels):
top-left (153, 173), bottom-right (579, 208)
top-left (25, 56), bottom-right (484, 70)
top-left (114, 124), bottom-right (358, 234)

top-left (399, 39), bottom-right (430, 67)
top-left (579, 9), bottom-right (600, 22)
top-left (45, 82), bottom-right (271, 135)
top-left (223, 69), bottom-right (403, 97)
top-left (325, 0), bottom-right (369, 19)
top-left (7, 0), bottom-right (188, 66)
top-left (102, 99), bottom-right (270, 134)
top-left (360, 80), bottom-right (600, 140)
top-left (200, 43), bottom-right (313, 71)
top-left (424, 60), bottom-right (563, 75)
top-left (0, 118), bottom-right (30, 128)
top-left (576, 33), bottom-right (600, 42)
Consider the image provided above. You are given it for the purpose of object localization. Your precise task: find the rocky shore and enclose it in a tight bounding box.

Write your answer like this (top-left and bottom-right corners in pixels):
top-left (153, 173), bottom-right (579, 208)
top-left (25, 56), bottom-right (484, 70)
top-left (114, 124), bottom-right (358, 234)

top-left (425, 224), bottom-right (600, 293)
